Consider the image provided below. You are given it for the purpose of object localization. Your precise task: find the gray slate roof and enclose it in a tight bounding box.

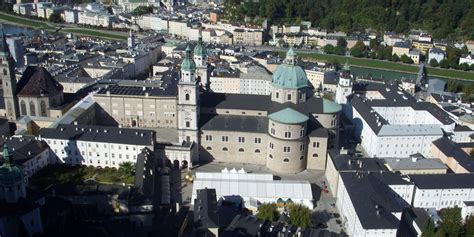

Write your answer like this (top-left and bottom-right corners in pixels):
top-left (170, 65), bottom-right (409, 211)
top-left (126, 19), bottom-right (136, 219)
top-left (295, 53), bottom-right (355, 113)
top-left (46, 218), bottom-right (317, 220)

top-left (409, 173), bottom-right (474, 189)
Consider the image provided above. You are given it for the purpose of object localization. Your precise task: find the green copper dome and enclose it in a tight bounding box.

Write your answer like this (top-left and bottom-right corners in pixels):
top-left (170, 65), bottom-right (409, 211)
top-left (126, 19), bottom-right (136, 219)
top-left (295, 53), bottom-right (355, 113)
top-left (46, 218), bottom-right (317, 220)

top-left (272, 48), bottom-right (308, 89)
top-left (268, 108), bottom-right (309, 124)
top-left (194, 36), bottom-right (207, 56)
top-left (181, 45), bottom-right (196, 71)
top-left (0, 145), bottom-right (23, 186)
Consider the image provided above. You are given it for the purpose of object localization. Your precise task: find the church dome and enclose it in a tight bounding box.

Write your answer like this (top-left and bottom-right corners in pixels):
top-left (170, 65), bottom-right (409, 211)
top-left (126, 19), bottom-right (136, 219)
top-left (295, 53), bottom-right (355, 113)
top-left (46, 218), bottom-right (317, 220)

top-left (194, 37), bottom-right (207, 56)
top-left (272, 48), bottom-right (308, 89)
top-left (181, 45), bottom-right (196, 71)
top-left (0, 145), bottom-right (22, 186)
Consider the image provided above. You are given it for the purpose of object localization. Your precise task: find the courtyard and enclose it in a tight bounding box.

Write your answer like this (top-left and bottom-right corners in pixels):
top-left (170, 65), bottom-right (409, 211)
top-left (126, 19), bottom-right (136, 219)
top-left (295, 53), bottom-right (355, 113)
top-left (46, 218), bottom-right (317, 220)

top-left (30, 164), bottom-right (135, 190)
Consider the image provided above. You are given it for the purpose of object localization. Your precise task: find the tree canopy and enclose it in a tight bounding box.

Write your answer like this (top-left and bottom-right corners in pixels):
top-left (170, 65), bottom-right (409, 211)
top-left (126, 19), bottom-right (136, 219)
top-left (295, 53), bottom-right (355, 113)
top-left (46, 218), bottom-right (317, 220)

top-left (439, 207), bottom-right (463, 237)
top-left (288, 204), bottom-right (312, 228)
top-left (224, 0), bottom-right (474, 40)
top-left (256, 203), bottom-right (279, 221)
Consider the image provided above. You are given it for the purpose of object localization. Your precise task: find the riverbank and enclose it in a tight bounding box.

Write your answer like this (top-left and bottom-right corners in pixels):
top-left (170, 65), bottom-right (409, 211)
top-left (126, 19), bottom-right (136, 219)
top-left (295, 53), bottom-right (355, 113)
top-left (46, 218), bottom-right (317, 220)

top-left (0, 12), bottom-right (126, 40)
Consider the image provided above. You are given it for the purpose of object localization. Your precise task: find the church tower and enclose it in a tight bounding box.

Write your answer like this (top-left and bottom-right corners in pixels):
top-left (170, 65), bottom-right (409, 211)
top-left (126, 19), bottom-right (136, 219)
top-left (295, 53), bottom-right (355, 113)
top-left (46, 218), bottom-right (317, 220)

top-left (0, 145), bottom-right (26, 203)
top-left (0, 31), bottom-right (19, 121)
top-left (335, 62), bottom-right (353, 105)
top-left (127, 29), bottom-right (135, 51)
top-left (177, 46), bottom-right (199, 145)
top-left (193, 32), bottom-right (209, 90)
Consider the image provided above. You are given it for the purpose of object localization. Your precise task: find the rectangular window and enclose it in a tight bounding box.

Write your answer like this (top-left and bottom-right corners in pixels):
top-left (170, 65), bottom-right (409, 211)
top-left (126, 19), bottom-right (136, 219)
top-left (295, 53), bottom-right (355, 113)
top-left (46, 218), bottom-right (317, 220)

top-left (287, 94), bottom-right (292, 100)
top-left (284, 146), bottom-right (290, 152)
top-left (238, 137), bottom-right (245, 143)
top-left (222, 136), bottom-right (228, 142)
top-left (284, 132), bottom-right (291, 138)
top-left (186, 121), bottom-right (190, 128)
top-left (300, 144), bottom-right (304, 151)
top-left (206, 135), bottom-right (212, 141)
top-left (254, 138), bottom-right (261, 144)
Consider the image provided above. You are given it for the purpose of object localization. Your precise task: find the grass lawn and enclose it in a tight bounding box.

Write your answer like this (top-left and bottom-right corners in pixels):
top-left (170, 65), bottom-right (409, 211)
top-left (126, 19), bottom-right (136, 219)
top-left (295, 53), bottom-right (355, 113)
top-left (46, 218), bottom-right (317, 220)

top-left (30, 164), bottom-right (134, 190)
top-left (293, 52), bottom-right (474, 81)
top-left (63, 28), bottom-right (127, 40)
top-left (0, 12), bottom-right (51, 29)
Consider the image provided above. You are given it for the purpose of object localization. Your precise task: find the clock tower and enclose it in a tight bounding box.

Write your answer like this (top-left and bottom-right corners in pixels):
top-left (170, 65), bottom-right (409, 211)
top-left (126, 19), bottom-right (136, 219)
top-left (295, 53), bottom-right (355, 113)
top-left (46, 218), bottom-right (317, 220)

top-left (177, 45), bottom-right (199, 145)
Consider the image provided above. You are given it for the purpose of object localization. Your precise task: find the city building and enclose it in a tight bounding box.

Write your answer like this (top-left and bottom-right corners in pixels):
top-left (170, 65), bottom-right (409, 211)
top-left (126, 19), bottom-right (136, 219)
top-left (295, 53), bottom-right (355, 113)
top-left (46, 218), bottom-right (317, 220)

top-left (382, 155), bottom-right (447, 175)
top-left (431, 137), bottom-right (474, 173)
top-left (428, 48), bottom-right (445, 63)
top-left (345, 82), bottom-right (454, 158)
top-left (410, 173), bottom-right (474, 211)
top-left (459, 54), bottom-right (474, 66)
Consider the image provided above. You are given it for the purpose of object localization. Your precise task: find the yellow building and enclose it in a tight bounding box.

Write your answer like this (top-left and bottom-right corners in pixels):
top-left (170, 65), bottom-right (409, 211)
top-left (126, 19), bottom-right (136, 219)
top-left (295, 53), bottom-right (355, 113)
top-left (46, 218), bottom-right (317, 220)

top-left (412, 41), bottom-right (434, 53)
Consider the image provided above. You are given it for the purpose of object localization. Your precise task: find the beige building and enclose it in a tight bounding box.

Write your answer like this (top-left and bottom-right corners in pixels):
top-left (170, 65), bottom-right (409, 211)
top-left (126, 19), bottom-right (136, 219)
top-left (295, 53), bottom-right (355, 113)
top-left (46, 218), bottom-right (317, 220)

top-left (432, 137), bottom-right (474, 173)
top-left (233, 29), bottom-right (263, 46)
top-left (392, 41), bottom-right (411, 57)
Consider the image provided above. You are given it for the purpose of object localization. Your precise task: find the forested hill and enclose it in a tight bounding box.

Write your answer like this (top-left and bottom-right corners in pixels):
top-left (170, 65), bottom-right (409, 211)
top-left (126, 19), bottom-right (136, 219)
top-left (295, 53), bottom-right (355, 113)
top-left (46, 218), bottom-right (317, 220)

top-left (224, 0), bottom-right (474, 40)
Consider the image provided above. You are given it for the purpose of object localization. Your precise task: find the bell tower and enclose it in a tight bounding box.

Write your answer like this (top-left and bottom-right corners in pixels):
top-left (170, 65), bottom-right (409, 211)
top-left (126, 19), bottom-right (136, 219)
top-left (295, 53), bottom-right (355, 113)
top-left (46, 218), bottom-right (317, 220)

top-left (335, 61), bottom-right (353, 105)
top-left (0, 31), bottom-right (19, 121)
top-left (177, 46), bottom-right (199, 145)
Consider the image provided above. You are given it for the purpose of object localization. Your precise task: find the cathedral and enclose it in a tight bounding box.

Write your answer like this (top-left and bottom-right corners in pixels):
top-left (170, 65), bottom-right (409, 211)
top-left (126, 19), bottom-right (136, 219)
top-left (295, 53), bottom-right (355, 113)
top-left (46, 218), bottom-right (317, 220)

top-left (0, 32), bottom-right (64, 121)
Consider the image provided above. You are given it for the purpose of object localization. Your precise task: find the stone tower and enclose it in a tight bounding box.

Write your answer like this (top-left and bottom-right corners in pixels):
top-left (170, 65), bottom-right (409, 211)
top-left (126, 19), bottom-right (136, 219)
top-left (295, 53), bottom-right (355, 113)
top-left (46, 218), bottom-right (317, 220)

top-left (0, 31), bottom-right (19, 121)
top-left (335, 61), bottom-right (353, 105)
top-left (127, 29), bottom-right (135, 51)
top-left (193, 32), bottom-right (209, 90)
top-left (177, 46), bottom-right (200, 145)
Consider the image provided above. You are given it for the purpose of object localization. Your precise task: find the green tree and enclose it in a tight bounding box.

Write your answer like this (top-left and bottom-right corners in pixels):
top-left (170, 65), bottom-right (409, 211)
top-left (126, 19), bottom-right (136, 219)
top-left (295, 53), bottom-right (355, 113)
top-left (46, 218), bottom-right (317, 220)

top-left (132, 6), bottom-right (153, 16)
top-left (392, 54), bottom-right (400, 62)
top-left (439, 59), bottom-right (449, 68)
top-left (429, 59), bottom-right (439, 67)
top-left (334, 45), bottom-right (346, 55)
top-left (49, 12), bottom-right (63, 23)
top-left (369, 38), bottom-right (378, 51)
top-left (256, 203), bottom-right (279, 221)
top-left (421, 218), bottom-right (436, 237)
top-left (439, 207), bottom-right (463, 237)
top-left (323, 44), bottom-right (334, 54)
top-left (465, 215), bottom-right (474, 237)
top-left (447, 79), bottom-right (461, 92)
top-left (383, 46), bottom-right (393, 61)
top-left (350, 47), bottom-right (363, 57)
top-left (118, 162), bottom-right (135, 176)
top-left (288, 204), bottom-right (312, 228)
top-left (471, 64), bottom-right (474, 71)
top-left (460, 63), bottom-right (470, 71)
top-left (337, 37), bottom-right (347, 48)
top-left (400, 54), bottom-right (414, 64)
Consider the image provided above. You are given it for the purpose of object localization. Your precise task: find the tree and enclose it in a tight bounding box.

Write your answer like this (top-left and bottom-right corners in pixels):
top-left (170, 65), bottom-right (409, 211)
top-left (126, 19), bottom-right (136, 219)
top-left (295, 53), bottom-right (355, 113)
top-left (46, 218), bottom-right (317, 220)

top-left (429, 59), bottom-right (439, 67)
top-left (460, 63), bottom-right (470, 71)
top-left (337, 37), bottom-right (347, 48)
top-left (392, 54), bottom-right (400, 62)
top-left (350, 47), bottom-right (363, 57)
top-left (288, 204), bottom-right (312, 228)
top-left (49, 12), bottom-right (63, 23)
top-left (465, 215), bottom-right (474, 237)
top-left (439, 207), bottom-right (463, 237)
top-left (132, 6), bottom-right (153, 16)
top-left (256, 203), bottom-right (279, 221)
top-left (334, 45), bottom-right (346, 55)
top-left (400, 54), bottom-right (414, 64)
top-left (421, 218), bottom-right (436, 237)
top-left (383, 46), bottom-right (393, 61)
top-left (471, 64), bottom-right (474, 71)
top-left (369, 38), bottom-right (378, 51)
top-left (323, 44), bottom-right (334, 54)
top-left (118, 162), bottom-right (135, 175)
top-left (447, 79), bottom-right (461, 93)
top-left (439, 59), bottom-right (449, 69)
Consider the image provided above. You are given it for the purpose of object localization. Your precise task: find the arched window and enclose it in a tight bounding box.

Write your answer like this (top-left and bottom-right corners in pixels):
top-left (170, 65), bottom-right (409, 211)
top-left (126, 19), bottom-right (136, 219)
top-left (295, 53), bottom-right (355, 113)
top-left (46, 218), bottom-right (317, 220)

top-left (238, 148), bottom-right (244, 152)
top-left (206, 146), bottom-right (212, 150)
top-left (185, 93), bottom-right (190, 101)
top-left (313, 153), bottom-right (318, 157)
top-left (268, 154), bottom-right (273, 159)
top-left (283, 158), bottom-right (290, 162)
top-left (222, 147), bottom-right (228, 151)
top-left (3, 68), bottom-right (7, 75)
top-left (254, 149), bottom-right (260, 153)
top-left (29, 101), bottom-right (36, 116)
top-left (40, 101), bottom-right (47, 117)
top-left (300, 156), bottom-right (304, 160)
top-left (20, 100), bottom-right (27, 116)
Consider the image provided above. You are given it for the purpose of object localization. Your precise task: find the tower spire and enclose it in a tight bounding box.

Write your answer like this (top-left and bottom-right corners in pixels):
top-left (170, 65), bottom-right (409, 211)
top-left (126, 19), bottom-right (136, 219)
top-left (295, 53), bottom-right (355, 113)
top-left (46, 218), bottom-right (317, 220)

top-left (2, 144), bottom-right (11, 165)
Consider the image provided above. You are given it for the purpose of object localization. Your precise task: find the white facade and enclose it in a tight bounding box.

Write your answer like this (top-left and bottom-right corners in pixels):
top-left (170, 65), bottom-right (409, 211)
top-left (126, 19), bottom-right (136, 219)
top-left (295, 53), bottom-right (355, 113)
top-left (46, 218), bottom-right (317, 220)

top-left (64, 10), bottom-right (79, 24)
top-left (428, 48), bottom-right (445, 63)
top-left (412, 186), bottom-right (474, 210)
top-left (40, 126), bottom-right (154, 169)
top-left (78, 12), bottom-right (115, 28)
top-left (210, 76), bottom-right (271, 95)
top-left (137, 14), bottom-right (165, 32)
top-left (459, 54), bottom-right (474, 66)
top-left (335, 73), bottom-right (352, 105)
top-left (191, 172), bottom-right (314, 209)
